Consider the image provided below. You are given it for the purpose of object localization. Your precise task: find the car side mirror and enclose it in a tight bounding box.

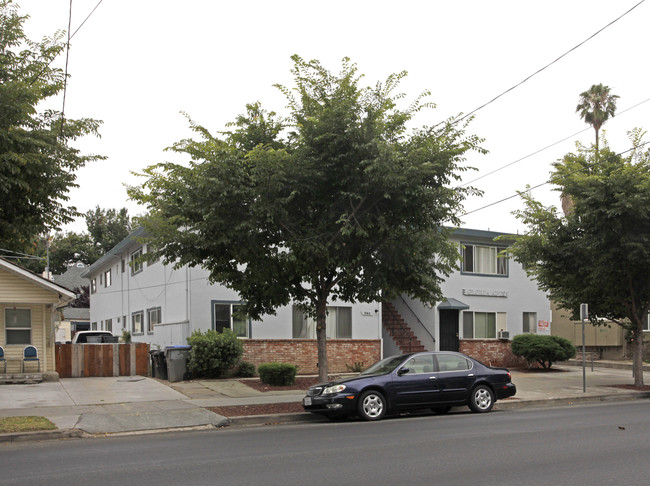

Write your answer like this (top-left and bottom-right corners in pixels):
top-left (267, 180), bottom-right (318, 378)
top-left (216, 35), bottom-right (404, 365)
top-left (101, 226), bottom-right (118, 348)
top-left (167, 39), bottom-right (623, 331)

top-left (397, 367), bottom-right (410, 376)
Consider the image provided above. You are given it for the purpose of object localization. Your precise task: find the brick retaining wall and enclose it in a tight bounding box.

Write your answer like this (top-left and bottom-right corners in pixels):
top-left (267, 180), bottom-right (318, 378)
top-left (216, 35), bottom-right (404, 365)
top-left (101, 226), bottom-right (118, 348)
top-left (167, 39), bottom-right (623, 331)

top-left (242, 339), bottom-right (381, 374)
top-left (460, 339), bottom-right (527, 368)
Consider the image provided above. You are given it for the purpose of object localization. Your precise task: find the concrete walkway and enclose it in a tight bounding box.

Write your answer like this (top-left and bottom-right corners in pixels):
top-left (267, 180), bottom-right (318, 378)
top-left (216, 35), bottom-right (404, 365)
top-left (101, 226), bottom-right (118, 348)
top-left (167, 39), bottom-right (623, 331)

top-left (0, 362), bottom-right (648, 442)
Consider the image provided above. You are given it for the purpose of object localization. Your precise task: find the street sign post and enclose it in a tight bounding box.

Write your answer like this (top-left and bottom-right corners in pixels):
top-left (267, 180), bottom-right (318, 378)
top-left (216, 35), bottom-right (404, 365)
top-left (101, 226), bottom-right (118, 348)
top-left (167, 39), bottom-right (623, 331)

top-left (580, 303), bottom-right (588, 392)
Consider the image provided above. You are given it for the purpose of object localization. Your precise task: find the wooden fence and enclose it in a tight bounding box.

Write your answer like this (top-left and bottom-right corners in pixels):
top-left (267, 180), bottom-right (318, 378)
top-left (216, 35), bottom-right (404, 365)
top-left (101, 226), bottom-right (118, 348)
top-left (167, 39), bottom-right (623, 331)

top-left (55, 343), bottom-right (150, 378)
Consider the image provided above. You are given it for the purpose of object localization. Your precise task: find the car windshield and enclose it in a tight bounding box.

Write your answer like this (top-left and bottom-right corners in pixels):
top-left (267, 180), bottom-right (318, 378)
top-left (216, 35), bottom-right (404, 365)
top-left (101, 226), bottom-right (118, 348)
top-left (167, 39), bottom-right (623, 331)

top-left (359, 355), bottom-right (407, 376)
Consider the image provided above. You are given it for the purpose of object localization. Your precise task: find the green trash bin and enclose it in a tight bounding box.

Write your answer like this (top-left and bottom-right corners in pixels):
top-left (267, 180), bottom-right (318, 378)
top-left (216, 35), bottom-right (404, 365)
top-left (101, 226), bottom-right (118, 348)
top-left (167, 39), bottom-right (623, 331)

top-left (165, 346), bottom-right (191, 382)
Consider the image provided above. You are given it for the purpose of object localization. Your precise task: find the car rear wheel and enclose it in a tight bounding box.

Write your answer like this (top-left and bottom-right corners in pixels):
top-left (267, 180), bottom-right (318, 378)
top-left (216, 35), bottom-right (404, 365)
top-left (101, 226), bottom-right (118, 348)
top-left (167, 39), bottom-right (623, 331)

top-left (358, 390), bottom-right (386, 421)
top-left (468, 385), bottom-right (494, 413)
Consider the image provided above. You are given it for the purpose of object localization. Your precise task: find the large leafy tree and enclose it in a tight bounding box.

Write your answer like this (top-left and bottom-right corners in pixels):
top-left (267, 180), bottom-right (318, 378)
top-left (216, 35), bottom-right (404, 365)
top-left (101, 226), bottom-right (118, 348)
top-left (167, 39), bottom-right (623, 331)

top-left (0, 0), bottom-right (104, 250)
top-left (130, 56), bottom-right (484, 381)
top-left (509, 131), bottom-right (650, 386)
top-left (85, 206), bottom-right (133, 254)
top-left (14, 206), bottom-right (132, 275)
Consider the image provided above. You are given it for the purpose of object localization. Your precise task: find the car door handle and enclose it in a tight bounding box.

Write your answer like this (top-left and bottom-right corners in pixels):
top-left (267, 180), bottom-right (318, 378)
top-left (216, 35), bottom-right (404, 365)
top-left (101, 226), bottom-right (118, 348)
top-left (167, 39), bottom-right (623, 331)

top-left (468, 374), bottom-right (474, 377)
top-left (429, 376), bottom-right (437, 380)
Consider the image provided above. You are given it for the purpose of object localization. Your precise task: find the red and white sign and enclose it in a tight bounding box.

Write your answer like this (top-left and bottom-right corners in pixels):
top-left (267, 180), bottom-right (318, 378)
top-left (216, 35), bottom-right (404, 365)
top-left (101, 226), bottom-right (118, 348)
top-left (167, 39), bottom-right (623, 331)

top-left (537, 320), bottom-right (550, 335)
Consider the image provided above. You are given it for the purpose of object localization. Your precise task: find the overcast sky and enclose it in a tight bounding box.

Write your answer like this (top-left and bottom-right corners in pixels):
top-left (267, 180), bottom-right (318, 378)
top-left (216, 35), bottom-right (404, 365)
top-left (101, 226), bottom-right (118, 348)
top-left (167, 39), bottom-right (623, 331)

top-left (21, 0), bottom-right (650, 235)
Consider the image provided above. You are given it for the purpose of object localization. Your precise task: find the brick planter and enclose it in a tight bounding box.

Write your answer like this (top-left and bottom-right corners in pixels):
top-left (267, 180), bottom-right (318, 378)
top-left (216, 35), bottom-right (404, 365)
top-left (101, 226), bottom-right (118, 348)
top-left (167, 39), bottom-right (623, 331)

top-left (242, 339), bottom-right (381, 374)
top-left (460, 339), bottom-right (527, 368)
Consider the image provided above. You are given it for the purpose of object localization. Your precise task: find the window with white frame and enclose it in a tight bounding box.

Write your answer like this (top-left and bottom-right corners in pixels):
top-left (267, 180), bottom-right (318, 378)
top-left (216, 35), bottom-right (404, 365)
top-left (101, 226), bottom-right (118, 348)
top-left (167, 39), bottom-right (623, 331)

top-left (292, 306), bottom-right (352, 339)
top-left (106, 318), bottom-right (113, 333)
top-left (5, 308), bottom-right (31, 345)
top-left (132, 311), bottom-right (144, 335)
top-left (146, 244), bottom-right (159, 265)
top-left (90, 278), bottom-right (97, 294)
top-left (523, 312), bottom-right (537, 333)
top-left (461, 244), bottom-right (508, 276)
top-left (644, 313), bottom-right (650, 332)
top-left (131, 248), bottom-right (143, 275)
top-left (463, 311), bottom-right (506, 339)
top-left (104, 269), bottom-right (112, 287)
top-left (213, 303), bottom-right (248, 337)
top-left (147, 307), bottom-right (161, 334)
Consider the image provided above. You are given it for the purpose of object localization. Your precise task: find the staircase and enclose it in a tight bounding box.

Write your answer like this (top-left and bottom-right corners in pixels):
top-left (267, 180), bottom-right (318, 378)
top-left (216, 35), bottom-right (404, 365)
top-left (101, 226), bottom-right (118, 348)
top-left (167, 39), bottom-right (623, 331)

top-left (382, 302), bottom-right (426, 354)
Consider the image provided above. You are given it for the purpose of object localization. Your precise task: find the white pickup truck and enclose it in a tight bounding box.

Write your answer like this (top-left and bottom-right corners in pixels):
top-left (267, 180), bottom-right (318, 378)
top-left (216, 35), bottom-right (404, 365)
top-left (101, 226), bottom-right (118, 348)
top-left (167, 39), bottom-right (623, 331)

top-left (70, 331), bottom-right (117, 344)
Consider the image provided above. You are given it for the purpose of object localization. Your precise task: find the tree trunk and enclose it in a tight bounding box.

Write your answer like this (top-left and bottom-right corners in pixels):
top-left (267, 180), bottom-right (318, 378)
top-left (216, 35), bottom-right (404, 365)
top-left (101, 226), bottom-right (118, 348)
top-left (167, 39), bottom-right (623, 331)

top-left (316, 299), bottom-right (328, 383)
top-left (633, 323), bottom-right (645, 387)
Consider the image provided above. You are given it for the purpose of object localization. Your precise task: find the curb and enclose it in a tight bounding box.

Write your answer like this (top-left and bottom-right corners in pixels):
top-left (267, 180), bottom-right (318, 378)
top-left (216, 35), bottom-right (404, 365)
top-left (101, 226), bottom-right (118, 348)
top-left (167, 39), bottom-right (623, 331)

top-left (3, 392), bottom-right (649, 441)
top-left (0, 428), bottom-right (84, 443)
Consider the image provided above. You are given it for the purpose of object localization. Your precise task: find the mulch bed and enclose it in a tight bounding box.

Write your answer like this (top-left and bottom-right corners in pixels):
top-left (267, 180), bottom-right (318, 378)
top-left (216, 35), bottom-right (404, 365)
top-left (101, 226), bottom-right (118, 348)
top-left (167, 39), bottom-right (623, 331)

top-left (237, 376), bottom-right (323, 392)
top-left (206, 376), bottom-right (325, 417)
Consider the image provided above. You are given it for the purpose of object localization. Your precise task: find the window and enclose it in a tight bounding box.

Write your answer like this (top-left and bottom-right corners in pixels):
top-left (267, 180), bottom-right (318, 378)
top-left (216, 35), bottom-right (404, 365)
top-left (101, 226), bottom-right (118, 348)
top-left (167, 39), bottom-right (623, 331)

top-left (91, 322), bottom-right (97, 330)
top-left (146, 244), bottom-right (159, 265)
top-left (147, 307), bottom-right (161, 334)
top-left (213, 303), bottom-right (248, 337)
top-left (292, 306), bottom-right (352, 339)
top-left (106, 318), bottom-right (113, 333)
top-left (104, 269), bottom-right (112, 287)
top-left (131, 248), bottom-right (143, 275)
top-left (437, 354), bottom-right (472, 372)
top-left (463, 311), bottom-right (506, 339)
top-left (523, 312), bottom-right (537, 333)
top-left (132, 311), bottom-right (144, 335)
top-left (461, 244), bottom-right (508, 276)
top-left (644, 313), bottom-right (650, 332)
top-left (91, 278), bottom-right (97, 294)
top-left (121, 259), bottom-right (126, 273)
top-left (402, 354), bottom-right (435, 374)
top-left (5, 308), bottom-right (31, 345)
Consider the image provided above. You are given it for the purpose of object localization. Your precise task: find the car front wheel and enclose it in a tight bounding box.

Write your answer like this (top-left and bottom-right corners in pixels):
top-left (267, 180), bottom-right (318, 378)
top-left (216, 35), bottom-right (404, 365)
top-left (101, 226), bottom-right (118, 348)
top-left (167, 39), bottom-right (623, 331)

top-left (468, 385), bottom-right (494, 413)
top-left (358, 390), bottom-right (387, 421)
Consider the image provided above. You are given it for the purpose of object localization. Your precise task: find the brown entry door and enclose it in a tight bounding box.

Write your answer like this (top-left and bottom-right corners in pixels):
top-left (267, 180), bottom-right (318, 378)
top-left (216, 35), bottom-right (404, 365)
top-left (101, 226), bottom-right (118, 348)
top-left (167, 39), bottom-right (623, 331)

top-left (439, 309), bottom-right (459, 352)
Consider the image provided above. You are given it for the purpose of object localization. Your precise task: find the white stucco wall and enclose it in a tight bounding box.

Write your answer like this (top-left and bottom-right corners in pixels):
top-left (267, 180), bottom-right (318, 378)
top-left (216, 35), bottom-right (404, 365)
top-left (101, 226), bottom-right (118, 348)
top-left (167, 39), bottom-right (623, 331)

top-left (87, 233), bottom-right (383, 349)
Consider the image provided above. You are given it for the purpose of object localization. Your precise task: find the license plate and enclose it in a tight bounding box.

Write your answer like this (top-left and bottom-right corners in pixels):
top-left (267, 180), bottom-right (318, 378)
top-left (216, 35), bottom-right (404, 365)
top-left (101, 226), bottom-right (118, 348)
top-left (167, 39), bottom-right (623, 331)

top-left (303, 397), bottom-right (312, 406)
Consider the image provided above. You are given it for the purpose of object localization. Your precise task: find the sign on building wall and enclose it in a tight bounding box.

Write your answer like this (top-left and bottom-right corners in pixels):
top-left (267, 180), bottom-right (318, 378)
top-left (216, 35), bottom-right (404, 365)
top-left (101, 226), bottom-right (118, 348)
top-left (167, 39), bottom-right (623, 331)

top-left (537, 320), bottom-right (550, 335)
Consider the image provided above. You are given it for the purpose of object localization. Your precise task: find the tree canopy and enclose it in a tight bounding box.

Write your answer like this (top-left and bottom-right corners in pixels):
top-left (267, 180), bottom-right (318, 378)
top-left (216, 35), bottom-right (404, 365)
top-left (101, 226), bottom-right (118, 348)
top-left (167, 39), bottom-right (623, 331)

top-left (12, 206), bottom-right (132, 275)
top-left (575, 83), bottom-right (619, 153)
top-left (509, 131), bottom-right (650, 385)
top-left (0, 0), bottom-right (104, 251)
top-left (130, 55), bottom-right (485, 380)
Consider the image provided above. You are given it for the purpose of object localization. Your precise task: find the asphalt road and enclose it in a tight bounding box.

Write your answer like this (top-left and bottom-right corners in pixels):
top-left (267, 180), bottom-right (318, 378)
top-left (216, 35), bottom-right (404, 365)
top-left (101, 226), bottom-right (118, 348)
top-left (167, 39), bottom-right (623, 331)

top-left (1, 401), bottom-right (649, 486)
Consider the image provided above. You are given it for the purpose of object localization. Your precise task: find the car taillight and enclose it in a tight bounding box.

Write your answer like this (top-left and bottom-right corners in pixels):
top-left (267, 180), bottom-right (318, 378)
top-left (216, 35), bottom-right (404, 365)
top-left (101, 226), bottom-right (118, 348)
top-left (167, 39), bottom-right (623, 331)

top-left (507, 371), bottom-right (511, 380)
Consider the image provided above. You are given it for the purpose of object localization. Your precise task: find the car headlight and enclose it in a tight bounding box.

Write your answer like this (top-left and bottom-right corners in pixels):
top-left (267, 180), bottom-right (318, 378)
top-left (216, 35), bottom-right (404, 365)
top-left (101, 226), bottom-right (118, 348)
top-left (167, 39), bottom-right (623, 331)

top-left (323, 384), bottom-right (346, 395)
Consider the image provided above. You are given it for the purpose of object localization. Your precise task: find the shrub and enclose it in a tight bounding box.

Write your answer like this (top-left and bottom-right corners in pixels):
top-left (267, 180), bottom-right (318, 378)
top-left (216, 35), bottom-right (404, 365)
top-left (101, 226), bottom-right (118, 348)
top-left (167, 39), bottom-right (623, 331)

top-left (186, 329), bottom-right (243, 378)
top-left (345, 362), bottom-right (365, 373)
top-left (511, 334), bottom-right (576, 369)
top-left (121, 330), bottom-right (131, 343)
top-left (257, 362), bottom-right (298, 386)
top-left (235, 361), bottom-right (257, 378)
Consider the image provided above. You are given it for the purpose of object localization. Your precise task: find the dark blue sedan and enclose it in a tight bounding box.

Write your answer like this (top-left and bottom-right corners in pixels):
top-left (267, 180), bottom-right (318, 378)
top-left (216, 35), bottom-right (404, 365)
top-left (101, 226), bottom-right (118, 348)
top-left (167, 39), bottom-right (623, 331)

top-left (302, 351), bottom-right (516, 421)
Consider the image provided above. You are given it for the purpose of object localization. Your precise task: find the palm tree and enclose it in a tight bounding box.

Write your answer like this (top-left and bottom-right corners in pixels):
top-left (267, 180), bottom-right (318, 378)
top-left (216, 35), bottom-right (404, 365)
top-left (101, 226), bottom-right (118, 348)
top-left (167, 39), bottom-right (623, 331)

top-left (575, 83), bottom-right (619, 153)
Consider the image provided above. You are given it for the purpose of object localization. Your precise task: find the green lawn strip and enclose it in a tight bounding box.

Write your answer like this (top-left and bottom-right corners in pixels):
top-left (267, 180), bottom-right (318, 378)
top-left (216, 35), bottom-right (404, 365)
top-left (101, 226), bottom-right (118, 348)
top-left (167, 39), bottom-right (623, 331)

top-left (0, 416), bottom-right (56, 433)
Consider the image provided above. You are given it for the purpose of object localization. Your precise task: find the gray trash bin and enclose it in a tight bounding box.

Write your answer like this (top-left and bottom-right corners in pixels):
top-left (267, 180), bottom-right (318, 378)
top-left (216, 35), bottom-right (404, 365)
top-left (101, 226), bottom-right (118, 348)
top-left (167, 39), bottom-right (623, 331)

top-left (165, 345), bottom-right (191, 382)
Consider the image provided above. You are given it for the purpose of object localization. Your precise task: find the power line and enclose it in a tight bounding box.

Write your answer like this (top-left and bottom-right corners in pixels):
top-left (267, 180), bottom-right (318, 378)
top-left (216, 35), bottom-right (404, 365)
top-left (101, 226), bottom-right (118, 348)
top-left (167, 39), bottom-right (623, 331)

top-left (461, 140), bottom-right (650, 217)
top-left (459, 96), bottom-right (650, 188)
top-left (456, 0), bottom-right (646, 124)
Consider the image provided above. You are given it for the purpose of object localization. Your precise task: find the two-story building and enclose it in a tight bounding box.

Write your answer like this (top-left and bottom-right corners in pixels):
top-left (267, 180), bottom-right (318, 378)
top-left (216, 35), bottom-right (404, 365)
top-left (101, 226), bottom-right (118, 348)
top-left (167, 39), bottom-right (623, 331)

top-left (80, 227), bottom-right (382, 373)
top-left (385, 228), bottom-right (550, 367)
top-left (83, 227), bottom-right (550, 371)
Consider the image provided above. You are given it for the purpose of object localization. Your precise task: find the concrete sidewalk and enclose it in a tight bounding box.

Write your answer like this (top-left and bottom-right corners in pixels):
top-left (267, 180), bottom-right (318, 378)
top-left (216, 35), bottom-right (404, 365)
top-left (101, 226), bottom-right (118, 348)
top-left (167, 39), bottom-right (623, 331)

top-left (0, 363), bottom-right (648, 442)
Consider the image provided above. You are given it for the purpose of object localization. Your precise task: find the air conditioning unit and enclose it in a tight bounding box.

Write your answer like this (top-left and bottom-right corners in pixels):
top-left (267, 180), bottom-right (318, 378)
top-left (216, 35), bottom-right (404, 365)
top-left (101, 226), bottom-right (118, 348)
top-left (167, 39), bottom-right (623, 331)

top-left (497, 330), bottom-right (510, 340)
